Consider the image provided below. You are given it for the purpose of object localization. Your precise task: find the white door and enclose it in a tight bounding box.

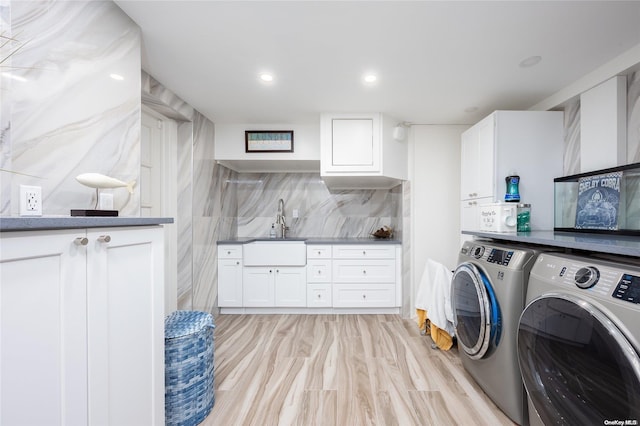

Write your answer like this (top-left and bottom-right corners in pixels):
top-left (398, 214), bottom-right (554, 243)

top-left (141, 109), bottom-right (163, 217)
top-left (142, 105), bottom-right (178, 316)
top-left (86, 226), bottom-right (165, 426)
top-left (0, 230), bottom-right (88, 426)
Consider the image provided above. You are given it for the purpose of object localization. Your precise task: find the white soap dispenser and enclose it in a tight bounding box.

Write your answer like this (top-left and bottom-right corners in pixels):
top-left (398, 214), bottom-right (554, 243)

top-left (269, 224), bottom-right (276, 238)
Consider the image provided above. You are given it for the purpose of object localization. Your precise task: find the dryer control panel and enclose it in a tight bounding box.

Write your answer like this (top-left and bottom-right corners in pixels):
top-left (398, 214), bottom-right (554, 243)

top-left (613, 274), bottom-right (640, 304)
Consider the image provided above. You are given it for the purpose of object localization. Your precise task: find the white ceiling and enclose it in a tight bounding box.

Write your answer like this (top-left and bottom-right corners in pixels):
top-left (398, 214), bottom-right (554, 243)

top-left (114, 1), bottom-right (640, 126)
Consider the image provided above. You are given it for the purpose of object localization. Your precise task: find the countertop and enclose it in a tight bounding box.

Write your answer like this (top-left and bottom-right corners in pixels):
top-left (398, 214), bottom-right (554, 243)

top-left (217, 237), bottom-right (402, 245)
top-left (463, 230), bottom-right (640, 257)
top-left (0, 216), bottom-right (174, 231)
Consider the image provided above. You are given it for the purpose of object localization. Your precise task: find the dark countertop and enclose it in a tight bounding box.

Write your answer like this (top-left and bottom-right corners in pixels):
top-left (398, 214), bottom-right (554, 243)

top-left (217, 237), bottom-right (402, 245)
top-left (0, 216), bottom-right (174, 231)
top-left (463, 230), bottom-right (640, 257)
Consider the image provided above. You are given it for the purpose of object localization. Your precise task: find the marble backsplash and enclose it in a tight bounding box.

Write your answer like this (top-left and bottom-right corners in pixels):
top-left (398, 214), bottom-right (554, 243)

top-left (234, 173), bottom-right (402, 240)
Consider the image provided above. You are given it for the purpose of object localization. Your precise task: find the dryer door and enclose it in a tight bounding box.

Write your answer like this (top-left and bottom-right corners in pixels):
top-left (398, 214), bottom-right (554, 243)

top-left (451, 262), bottom-right (502, 360)
top-left (518, 294), bottom-right (640, 425)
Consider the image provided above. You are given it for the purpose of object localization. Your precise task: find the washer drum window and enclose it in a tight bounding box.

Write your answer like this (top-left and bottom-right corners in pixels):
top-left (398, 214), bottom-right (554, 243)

top-left (452, 263), bottom-right (501, 360)
top-left (517, 294), bottom-right (640, 425)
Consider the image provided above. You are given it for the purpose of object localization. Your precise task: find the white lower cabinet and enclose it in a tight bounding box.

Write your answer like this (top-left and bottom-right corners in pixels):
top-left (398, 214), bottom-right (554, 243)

top-left (218, 245), bottom-right (243, 307)
top-left (0, 226), bottom-right (164, 426)
top-left (243, 266), bottom-right (305, 307)
top-left (332, 245), bottom-right (397, 308)
top-left (220, 242), bottom-right (400, 312)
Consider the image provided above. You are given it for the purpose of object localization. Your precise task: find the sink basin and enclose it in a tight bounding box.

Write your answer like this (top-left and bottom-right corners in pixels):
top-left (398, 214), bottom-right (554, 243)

top-left (243, 240), bottom-right (307, 266)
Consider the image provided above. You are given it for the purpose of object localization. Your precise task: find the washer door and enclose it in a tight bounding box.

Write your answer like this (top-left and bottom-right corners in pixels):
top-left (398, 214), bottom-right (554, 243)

top-left (451, 262), bottom-right (502, 359)
top-left (518, 294), bottom-right (640, 425)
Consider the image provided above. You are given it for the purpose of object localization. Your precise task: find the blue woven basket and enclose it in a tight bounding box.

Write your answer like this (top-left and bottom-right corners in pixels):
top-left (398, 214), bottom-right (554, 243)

top-left (165, 310), bottom-right (215, 426)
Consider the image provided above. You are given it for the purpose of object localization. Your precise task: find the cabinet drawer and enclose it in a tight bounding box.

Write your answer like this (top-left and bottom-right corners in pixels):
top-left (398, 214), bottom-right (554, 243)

top-left (307, 284), bottom-right (332, 308)
top-left (218, 245), bottom-right (243, 259)
top-left (332, 245), bottom-right (395, 259)
top-left (332, 259), bottom-right (395, 283)
top-left (332, 284), bottom-right (395, 307)
top-left (307, 260), bottom-right (332, 283)
top-left (307, 245), bottom-right (332, 259)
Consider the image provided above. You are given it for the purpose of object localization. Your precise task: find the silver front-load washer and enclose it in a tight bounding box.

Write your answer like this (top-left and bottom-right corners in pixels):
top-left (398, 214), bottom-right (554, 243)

top-left (452, 240), bottom-right (543, 425)
top-left (517, 252), bottom-right (640, 426)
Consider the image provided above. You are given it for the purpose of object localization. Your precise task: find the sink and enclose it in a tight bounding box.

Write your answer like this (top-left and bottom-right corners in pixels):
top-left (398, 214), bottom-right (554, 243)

top-left (243, 240), bottom-right (307, 266)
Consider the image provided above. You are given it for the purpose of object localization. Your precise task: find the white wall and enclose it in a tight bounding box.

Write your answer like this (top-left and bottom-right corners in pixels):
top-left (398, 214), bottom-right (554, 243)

top-left (410, 125), bottom-right (468, 311)
top-left (214, 123), bottom-right (319, 160)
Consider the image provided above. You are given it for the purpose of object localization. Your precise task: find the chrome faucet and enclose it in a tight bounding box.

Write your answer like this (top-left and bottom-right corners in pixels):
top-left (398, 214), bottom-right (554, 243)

top-left (276, 198), bottom-right (288, 238)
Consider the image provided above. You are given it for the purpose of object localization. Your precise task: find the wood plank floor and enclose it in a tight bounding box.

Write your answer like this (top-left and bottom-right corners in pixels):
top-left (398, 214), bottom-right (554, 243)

top-left (202, 314), bottom-right (516, 426)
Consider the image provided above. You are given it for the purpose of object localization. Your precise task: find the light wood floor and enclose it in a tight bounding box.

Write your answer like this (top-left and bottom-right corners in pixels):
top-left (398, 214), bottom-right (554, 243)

top-left (202, 314), bottom-right (516, 426)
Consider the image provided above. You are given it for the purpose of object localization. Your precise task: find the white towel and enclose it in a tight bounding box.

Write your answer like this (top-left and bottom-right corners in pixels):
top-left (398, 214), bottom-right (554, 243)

top-left (415, 258), bottom-right (455, 337)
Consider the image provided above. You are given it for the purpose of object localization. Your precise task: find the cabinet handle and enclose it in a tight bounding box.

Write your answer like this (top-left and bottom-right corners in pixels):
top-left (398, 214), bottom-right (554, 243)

top-left (74, 237), bottom-right (88, 246)
top-left (317, 251), bottom-right (321, 255)
top-left (227, 250), bottom-right (231, 255)
top-left (269, 269), bottom-right (273, 273)
top-left (236, 261), bottom-right (240, 265)
top-left (317, 270), bottom-right (322, 275)
top-left (317, 294), bottom-right (321, 299)
top-left (362, 250), bottom-right (366, 255)
top-left (276, 269), bottom-right (279, 273)
top-left (362, 294), bottom-right (367, 299)
top-left (97, 235), bottom-right (111, 243)
top-left (362, 270), bottom-right (367, 274)
top-left (468, 201), bottom-right (477, 206)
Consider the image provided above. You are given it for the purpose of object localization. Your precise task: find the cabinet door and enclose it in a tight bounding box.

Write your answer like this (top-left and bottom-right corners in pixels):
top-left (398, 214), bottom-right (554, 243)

top-left (274, 267), bottom-right (306, 307)
top-left (461, 114), bottom-right (495, 200)
top-left (87, 226), bottom-right (164, 426)
top-left (460, 126), bottom-right (479, 200)
top-left (218, 258), bottom-right (243, 307)
top-left (0, 230), bottom-right (88, 426)
top-left (243, 267), bottom-right (275, 307)
top-left (475, 116), bottom-right (495, 199)
top-left (321, 113), bottom-right (381, 173)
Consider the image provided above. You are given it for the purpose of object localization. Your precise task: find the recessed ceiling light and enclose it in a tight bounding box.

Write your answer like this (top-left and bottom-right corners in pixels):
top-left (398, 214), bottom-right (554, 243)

top-left (519, 56), bottom-right (542, 68)
top-left (110, 73), bottom-right (124, 81)
top-left (363, 74), bottom-right (377, 84)
top-left (260, 73), bottom-right (274, 82)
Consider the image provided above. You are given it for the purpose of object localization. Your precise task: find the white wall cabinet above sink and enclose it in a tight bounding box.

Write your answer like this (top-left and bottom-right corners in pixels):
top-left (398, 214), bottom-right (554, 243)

top-left (320, 113), bottom-right (408, 189)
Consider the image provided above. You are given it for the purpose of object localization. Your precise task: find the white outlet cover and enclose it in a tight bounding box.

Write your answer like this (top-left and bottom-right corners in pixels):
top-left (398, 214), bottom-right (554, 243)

top-left (20, 185), bottom-right (43, 216)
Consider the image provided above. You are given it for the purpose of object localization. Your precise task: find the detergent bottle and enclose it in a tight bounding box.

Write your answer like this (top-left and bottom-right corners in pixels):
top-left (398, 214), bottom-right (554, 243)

top-left (505, 172), bottom-right (520, 202)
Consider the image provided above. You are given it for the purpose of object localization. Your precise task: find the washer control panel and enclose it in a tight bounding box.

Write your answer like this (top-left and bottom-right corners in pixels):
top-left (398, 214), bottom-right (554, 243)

top-left (613, 274), bottom-right (640, 304)
top-left (487, 249), bottom-right (514, 266)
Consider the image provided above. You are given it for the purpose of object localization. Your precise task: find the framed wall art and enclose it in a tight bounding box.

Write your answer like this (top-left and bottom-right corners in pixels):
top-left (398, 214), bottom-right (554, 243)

top-left (245, 130), bottom-right (294, 153)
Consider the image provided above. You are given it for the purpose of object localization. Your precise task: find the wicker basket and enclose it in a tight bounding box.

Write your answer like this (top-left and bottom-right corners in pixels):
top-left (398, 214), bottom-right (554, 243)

top-left (165, 310), bottom-right (215, 426)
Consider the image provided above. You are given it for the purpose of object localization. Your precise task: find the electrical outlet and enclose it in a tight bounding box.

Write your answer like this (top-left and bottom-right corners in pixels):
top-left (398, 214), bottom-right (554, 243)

top-left (20, 185), bottom-right (42, 216)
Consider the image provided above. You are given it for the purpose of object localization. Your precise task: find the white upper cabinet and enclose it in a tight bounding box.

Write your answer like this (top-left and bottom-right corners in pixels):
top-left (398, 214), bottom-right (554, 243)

top-left (320, 113), bottom-right (408, 189)
top-left (459, 110), bottom-right (564, 232)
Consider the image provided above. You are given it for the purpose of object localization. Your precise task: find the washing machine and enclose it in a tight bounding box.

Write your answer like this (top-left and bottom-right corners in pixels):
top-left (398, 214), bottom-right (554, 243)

top-left (452, 240), bottom-right (543, 425)
top-left (517, 253), bottom-right (640, 426)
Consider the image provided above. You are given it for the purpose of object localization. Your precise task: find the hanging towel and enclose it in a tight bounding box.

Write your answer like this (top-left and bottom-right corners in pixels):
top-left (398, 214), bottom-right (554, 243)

top-left (415, 258), bottom-right (455, 350)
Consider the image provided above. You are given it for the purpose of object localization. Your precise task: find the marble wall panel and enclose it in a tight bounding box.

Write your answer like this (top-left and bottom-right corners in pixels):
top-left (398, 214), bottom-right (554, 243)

top-left (1, 1), bottom-right (11, 214)
top-left (629, 71), bottom-right (640, 163)
top-left (563, 99), bottom-right (581, 175)
top-left (3, 0), bottom-right (140, 215)
top-left (235, 172), bottom-right (401, 239)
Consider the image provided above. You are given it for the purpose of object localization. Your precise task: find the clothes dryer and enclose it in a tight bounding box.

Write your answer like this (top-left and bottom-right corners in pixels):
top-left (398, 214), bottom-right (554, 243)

top-left (518, 253), bottom-right (640, 426)
top-left (452, 240), bottom-right (542, 425)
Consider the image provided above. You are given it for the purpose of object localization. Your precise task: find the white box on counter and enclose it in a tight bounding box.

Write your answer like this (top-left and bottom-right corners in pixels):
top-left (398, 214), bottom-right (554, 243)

top-left (479, 202), bottom-right (517, 233)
